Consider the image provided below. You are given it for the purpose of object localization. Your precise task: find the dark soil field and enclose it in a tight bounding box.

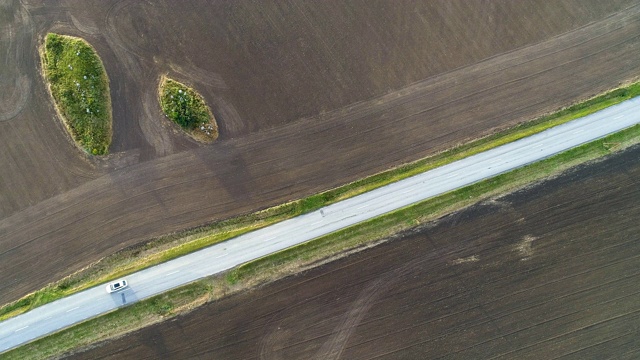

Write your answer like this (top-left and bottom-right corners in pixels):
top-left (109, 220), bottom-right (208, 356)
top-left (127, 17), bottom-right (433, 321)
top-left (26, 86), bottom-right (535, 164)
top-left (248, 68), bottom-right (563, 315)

top-left (68, 144), bottom-right (640, 360)
top-left (2, 0), bottom-right (640, 306)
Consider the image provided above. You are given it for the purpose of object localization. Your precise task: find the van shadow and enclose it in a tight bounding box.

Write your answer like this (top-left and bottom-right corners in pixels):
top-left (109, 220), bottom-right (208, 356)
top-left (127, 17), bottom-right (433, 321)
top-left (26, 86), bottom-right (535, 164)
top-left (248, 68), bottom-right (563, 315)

top-left (109, 289), bottom-right (139, 307)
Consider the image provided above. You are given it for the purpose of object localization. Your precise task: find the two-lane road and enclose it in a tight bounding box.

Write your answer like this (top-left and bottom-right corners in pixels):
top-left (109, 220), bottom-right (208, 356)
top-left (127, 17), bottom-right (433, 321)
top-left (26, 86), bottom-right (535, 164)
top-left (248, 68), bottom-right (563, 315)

top-left (2, 96), bottom-right (640, 353)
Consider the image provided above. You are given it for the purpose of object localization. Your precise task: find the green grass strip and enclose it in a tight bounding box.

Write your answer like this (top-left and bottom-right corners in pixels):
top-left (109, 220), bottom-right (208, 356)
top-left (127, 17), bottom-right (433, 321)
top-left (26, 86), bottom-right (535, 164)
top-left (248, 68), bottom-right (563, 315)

top-left (42, 33), bottom-right (112, 155)
top-left (1, 81), bottom-right (639, 323)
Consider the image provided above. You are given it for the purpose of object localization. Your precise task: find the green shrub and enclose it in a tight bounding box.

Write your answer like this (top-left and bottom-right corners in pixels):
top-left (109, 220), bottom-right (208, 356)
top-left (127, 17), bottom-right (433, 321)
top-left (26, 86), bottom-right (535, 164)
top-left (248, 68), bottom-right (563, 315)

top-left (42, 33), bottom-right (112, 155)
top-left (159, 76), bottom-right (218, 141)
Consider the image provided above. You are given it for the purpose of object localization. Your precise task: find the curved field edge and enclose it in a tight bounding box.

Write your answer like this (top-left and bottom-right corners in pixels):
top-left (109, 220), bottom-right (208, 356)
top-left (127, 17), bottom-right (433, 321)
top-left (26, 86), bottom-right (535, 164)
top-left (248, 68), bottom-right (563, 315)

top-left (158, 75), bottom-right (218, 142)
top-left (1, 81), bottom-right (639, 322)
top-left (41, 33), bottom-right (112, 155)
top-left (6, 124), bottom-right (640, 360)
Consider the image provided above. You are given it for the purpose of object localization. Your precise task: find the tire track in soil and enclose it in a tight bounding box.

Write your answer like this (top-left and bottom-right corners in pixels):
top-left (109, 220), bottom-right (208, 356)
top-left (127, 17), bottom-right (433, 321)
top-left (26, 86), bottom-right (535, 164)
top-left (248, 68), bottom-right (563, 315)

top-left (258, 248), bottom-right (446, 359)
top-left (312, 254), bottom-right (437, 360)
top-left (312, 278), bottom-right (388, 360)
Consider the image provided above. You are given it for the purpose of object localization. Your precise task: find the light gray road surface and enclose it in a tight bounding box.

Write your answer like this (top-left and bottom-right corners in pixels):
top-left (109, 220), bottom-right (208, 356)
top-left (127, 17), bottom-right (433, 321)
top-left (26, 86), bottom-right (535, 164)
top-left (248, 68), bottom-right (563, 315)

top-left (2, 96), bottom-right (640, 353)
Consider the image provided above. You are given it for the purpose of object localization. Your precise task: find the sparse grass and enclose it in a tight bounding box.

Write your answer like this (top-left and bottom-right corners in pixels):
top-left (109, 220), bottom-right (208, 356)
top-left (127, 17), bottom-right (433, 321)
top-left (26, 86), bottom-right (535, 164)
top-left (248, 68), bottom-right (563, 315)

top-left (1, 81), bottom-right (639, 328)
top-left (41, 33), bottom-right (112, 155)
top-left (159, 76), bottom-right (218, 142)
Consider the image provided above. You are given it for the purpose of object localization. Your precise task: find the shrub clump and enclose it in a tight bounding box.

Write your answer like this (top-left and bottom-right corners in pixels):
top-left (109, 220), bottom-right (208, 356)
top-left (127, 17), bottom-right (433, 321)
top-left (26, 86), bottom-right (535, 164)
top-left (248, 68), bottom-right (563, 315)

top-left (42, 33), bottom-right (112, 155)
top-left (159, 76), bottom-right (218, 142)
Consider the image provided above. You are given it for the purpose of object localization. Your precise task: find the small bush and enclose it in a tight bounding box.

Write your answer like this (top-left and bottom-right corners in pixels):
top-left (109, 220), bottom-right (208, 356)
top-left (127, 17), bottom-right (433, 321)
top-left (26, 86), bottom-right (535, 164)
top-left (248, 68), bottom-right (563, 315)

top-left (42, 33), bottom-right (112, 155)
top-left (159, 76), bottom-right (218, 141)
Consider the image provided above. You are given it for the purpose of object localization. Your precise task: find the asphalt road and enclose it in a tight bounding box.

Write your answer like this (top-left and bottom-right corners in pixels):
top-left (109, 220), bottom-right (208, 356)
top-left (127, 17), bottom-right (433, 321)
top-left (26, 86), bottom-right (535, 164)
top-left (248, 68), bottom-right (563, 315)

top-left (1, 96), bottom-right (640, 353)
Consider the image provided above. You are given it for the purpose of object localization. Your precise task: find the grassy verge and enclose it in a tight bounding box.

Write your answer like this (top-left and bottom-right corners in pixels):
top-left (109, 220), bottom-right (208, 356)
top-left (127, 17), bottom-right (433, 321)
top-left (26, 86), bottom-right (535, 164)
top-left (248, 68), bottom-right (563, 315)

top-left (1, 81), bottom-right (639, 322)
top-left (6, 123), bottom-right (640, 360)
top-left (159, 75), bottom-right (218, 142)
top-left (41, 33), bottom-right (112, 155)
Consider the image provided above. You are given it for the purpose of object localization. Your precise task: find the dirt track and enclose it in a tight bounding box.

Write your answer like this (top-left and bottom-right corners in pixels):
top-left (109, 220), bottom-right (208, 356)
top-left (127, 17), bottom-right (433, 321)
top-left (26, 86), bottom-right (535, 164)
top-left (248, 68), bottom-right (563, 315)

top-left (2, 0), bottom-right (640, 305)
top-left (67, 144), bottom-right (640, 359)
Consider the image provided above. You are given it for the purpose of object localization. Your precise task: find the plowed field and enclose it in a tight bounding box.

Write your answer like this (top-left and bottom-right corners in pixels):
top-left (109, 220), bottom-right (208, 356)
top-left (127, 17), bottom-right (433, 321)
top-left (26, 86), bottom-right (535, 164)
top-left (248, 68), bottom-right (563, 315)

top-left (2, 0), bottom-right (640, 305)
top-left (68, 144), bottom-right (640, 359)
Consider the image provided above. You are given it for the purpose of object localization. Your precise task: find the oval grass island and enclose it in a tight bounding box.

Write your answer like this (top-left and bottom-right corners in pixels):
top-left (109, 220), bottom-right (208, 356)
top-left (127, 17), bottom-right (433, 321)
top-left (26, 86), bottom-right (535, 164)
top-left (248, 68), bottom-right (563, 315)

top-left (158, 76), bottom-right (218, 142)
top-left (41, 33), bottom-right (112, 155)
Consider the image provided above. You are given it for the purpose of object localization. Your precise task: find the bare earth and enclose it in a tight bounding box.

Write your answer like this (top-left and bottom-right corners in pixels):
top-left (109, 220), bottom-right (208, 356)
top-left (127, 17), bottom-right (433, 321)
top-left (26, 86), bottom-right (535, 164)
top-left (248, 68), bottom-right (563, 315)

top-left (2, 0), bottom-right (640, 306)
top-left (67, 144), bottom-right (640, 359)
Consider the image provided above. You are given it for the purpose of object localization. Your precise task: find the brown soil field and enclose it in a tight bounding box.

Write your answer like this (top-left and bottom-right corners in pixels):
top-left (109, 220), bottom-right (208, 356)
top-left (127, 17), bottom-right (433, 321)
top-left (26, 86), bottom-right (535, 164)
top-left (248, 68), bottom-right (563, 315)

top-left (67, 144), bottom-right (640, 359)
top-left (2, 0), bottom-right (640, 306)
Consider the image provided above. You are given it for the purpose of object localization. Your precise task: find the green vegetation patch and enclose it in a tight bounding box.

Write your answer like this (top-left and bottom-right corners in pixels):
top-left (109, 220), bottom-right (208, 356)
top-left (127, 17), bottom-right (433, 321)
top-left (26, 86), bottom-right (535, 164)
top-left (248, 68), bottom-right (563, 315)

top-left (159, 76), bottom-right (218, 142)
top-left (41, 33), bottom-right (112, 155)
